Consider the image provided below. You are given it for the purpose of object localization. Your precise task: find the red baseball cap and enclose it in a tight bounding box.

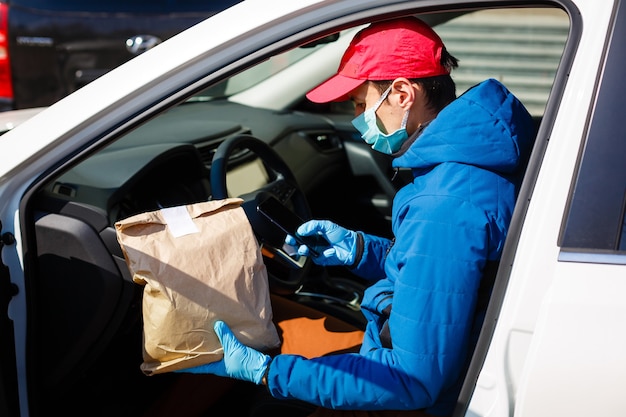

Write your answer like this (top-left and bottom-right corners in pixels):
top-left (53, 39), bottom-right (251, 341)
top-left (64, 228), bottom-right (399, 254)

top-left (306, 17), bottom-right (449, 103)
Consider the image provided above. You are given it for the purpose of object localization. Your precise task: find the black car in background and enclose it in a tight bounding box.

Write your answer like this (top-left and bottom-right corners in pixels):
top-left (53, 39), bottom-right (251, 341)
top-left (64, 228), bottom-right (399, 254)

top-left (0, 0), bottom-right (241, 111)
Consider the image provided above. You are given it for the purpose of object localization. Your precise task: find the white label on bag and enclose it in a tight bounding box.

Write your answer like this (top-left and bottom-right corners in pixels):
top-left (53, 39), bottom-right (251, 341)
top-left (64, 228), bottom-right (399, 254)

top-left (161, 206), bottom-right (200, 238)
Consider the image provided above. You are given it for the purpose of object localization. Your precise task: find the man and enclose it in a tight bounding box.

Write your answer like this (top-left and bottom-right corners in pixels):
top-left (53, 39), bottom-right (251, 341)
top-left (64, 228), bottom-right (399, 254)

top-left (181, 16), bottom-right (534, 417)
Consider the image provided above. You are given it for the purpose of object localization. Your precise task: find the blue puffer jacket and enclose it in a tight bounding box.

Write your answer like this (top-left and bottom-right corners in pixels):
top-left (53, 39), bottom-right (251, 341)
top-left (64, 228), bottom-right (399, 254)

top-left (267, 79), bottom-right (534, 415)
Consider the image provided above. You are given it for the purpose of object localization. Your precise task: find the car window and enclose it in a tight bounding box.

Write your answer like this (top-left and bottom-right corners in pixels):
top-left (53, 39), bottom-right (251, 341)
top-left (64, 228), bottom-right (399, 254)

top-left (44, 6), bottom-right (572, 222)
top-left (559, 0), bottom-right (626, 257)
top-left (214, 8), bottom-right (569, 118)
top-left (6, 0), bottom-right (240, 12)
top-left (435, 8), bottom-right (568, 117)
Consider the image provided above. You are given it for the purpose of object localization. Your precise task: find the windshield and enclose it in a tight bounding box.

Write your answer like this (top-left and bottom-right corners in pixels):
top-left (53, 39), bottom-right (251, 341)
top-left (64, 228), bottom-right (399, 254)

top-left (197, 44), bottom-right (328, 100)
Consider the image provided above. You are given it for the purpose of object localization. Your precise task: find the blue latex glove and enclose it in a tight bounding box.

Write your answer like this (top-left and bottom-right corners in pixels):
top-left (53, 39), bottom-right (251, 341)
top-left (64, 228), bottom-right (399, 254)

top-left (285, 220), bottom-right (358, 266)
top-left (176, 321), bottom-right (271, 385)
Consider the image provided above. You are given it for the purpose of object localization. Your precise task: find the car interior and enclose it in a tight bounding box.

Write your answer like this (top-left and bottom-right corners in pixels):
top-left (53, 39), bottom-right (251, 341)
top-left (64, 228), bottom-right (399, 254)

top-left (15, 5), bottom-right (569, 417)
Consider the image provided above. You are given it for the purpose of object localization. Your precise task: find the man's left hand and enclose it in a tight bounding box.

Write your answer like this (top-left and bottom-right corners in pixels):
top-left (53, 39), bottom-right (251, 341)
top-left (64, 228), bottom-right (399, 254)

top-left (176, 320), bottom-right (271, 385)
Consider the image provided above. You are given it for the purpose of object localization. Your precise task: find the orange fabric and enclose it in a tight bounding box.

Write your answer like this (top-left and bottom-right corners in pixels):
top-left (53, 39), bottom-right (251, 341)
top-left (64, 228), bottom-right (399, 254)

top-left (270, 294), bottom-right (364, 357)
top-left (277, 316), bottom-right (363, 358)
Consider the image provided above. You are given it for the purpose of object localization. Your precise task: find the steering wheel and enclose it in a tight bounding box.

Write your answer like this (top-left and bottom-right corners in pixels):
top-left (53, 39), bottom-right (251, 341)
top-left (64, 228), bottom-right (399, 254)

top-left (210, 134), bottom-right (313, 294)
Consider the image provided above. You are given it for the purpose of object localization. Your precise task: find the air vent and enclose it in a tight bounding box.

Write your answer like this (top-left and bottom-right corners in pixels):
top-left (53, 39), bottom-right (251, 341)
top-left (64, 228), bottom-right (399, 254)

top-left (196, 144), bottom-right (254, 166)
top-left (196, 143), bottom-right (219, 165)
top-left (300, 131), bottom-right (343, 151)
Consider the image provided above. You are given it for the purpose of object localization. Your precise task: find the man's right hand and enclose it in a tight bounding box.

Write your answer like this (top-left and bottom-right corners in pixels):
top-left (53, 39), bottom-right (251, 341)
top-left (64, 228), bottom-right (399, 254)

top-left (285, 220), bottom-right (358, 267)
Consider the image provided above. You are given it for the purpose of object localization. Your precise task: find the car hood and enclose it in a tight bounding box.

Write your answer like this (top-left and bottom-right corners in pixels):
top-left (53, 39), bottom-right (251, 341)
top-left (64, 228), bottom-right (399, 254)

top-left (0, 107), bottom-right (45, 135)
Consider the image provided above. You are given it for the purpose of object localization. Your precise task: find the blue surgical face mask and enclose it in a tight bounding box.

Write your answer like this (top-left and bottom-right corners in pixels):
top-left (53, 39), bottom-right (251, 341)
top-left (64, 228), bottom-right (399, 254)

top-left (351, 85), bottom-right (409, 154)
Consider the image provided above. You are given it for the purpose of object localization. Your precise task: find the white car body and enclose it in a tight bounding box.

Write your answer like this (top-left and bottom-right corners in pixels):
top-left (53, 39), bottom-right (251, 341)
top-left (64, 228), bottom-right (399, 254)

top-left (0, 0), bottom-right (624, 416)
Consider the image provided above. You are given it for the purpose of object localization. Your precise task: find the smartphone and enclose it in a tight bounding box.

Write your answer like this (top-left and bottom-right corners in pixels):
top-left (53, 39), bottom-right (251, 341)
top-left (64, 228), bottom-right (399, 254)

top-left (257, 197), bottom-right (331, 256)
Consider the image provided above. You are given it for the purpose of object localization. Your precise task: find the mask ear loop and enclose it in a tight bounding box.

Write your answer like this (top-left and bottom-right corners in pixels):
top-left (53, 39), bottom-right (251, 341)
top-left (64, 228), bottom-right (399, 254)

top-left (400, 107), bottom-right (409, 129)
top-left (374, 85), bottom-right (409, 129)
top-left (372, 85), bottom-right (392, 111)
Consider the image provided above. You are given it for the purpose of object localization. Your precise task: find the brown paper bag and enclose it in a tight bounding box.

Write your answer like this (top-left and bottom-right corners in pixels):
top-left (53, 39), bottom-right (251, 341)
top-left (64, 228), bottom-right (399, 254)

top-left (115, 197), bottom-right (280, 375)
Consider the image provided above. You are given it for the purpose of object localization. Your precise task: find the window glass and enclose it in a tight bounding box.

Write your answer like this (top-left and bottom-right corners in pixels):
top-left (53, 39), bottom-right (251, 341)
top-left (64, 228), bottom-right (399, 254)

top-left (199, 42), bottom-right (330, 99)
top-left (560, 0), bottom-right (626, 254)
top-left (436, 8), bottom-right (569, 117)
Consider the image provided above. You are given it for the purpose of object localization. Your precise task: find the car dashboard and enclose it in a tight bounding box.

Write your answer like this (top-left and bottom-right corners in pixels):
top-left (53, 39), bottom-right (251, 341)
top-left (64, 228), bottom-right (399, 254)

top-left (38, 99), bottom-right (351, 220)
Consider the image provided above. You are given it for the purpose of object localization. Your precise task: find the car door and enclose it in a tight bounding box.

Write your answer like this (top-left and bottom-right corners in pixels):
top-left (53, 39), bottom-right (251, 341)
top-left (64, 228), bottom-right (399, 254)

top-left (0, 237), bottom-right (18, 416)
top-left (461, 0), bottom-right (626, 415)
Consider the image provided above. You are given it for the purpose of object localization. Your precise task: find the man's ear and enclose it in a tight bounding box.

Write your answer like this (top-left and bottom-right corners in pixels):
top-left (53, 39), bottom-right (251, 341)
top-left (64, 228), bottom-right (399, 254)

top-left (391, 78), bottom-right (416, 110)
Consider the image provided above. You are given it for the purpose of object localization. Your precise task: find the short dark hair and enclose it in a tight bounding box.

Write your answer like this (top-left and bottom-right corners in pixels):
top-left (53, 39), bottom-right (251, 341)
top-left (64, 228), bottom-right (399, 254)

top-left (373, 47), bottom-right (459, 112)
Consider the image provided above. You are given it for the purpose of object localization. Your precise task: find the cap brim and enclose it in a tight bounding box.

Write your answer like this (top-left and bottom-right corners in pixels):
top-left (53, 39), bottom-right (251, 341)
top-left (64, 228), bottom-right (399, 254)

top-left (306, 74), bottom-right (365, 103)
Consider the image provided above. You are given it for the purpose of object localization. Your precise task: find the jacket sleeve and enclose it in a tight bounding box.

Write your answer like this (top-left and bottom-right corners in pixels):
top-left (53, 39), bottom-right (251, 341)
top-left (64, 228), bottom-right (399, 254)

top-left (349, 232), bottom-right (392, 280)
top-left (266, 194), bottom-right (492, 411)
